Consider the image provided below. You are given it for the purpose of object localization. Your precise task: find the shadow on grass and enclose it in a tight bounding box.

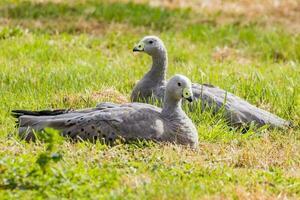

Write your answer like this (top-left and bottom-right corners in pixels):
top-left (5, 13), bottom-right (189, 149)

top-left (0, 0), bottom-right (191, 31)
top-left (0, 182), bottom-right (40, 191)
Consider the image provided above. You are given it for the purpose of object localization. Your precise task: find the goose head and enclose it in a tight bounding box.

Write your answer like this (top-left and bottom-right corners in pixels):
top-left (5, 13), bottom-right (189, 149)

top-left (166, 74), bottom-right (193, 103)
top-left (133, 35), bottom-right (166, 57)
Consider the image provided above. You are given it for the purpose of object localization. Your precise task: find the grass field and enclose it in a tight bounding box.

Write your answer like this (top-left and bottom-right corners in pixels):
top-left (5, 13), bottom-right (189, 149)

top-left (0, 0), bottom-right (300, 199)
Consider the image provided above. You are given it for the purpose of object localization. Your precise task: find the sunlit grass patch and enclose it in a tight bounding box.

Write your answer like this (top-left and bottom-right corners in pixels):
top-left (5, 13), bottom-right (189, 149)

top-left (0, 0), bottom-right (299, 199)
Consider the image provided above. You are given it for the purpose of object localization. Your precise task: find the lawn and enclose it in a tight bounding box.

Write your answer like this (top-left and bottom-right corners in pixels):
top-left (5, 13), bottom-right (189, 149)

top-left (0, 0), bottom-right (300, 199)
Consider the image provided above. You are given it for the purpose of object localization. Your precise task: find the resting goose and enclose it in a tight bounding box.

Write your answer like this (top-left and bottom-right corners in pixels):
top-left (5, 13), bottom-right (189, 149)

top-left (13, 75), bottom-right (199, 148)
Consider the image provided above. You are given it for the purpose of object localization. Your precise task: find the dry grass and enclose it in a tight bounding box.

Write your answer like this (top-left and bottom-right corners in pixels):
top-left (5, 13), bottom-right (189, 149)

top-left (2, 0), bottom-right (300, 34)
top-left (233, 186), bottom-right (294, 200)
top-left (119, 0), bottom-right (300, 32)
top-left (3, 133), bottom-right (299, 172)
top-left (0, 17), bottom-right (144, 35)
top-left (212, 46), bottom-right (250, 64)
top-left (54, 87), bottom-right (129, 107)
top-left (90, 88), bottom-right (129, 103)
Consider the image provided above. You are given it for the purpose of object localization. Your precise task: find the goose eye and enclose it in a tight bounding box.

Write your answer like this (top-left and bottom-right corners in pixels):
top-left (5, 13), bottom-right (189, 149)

top-left (149, 40), bottom-right (153, 44)
top-left (177, 82), bottom-right (181, 86)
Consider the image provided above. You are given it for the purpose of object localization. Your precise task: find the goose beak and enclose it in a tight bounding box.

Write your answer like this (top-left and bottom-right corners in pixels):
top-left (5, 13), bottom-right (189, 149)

top-left (186, 96), bottom-right (194, 103)
top-left (133, 42), bottom-right (144, 52)
top-left (133, 47), bottom-right (142, 52)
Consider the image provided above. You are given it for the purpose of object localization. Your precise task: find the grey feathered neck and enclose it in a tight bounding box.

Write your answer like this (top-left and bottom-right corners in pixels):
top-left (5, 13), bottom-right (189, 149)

top-left (144, 49), bottom-right (168, 85)
top-left (162, 95), bottom-right (183, 117)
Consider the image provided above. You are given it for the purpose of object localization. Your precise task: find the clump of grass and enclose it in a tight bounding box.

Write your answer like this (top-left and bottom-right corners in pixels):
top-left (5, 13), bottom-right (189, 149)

top-left (0, 26), bottom-right (23, 39)
top-left (0, 128), bottom-right (64, 193)
top-left (35, 128), bottom-right (64, 173)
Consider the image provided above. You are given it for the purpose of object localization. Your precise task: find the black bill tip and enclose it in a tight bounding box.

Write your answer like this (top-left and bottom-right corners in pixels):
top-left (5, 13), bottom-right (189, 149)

top-left (186, 96), bottom-right (193, 103)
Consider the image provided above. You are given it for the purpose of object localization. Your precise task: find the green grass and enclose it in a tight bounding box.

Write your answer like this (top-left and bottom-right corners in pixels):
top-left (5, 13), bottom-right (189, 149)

top-left (0, 0), bottom-right (300, 199)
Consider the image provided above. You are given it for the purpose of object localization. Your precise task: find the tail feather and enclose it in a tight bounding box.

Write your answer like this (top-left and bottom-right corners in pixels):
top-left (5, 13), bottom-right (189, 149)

top-left (17, 115), bottom-right (73, 141)
top-left (11, 109), bottom-right (72, 118)
top-left (11, 109), bottom-right (73, 127)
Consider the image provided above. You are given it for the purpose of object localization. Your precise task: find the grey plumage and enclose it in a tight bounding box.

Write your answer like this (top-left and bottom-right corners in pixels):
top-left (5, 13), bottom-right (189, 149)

top-left (13, 75), bottom-right (199, 148)
top-left (132, 36), bottom-right (291, 128)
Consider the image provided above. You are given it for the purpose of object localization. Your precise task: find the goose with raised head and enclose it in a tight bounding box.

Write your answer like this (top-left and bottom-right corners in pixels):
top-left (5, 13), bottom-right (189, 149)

top-left (131, 36), bottom-right (291, 129)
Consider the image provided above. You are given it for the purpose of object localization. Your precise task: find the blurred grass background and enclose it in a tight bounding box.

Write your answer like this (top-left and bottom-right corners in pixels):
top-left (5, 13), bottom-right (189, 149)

top-left (0, 0), bottom-right (300, 199)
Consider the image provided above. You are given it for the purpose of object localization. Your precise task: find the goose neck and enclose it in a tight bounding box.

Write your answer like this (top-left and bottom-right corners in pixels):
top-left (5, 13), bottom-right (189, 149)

top-left (145, 51), bottom-right (167, 83)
